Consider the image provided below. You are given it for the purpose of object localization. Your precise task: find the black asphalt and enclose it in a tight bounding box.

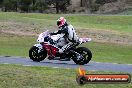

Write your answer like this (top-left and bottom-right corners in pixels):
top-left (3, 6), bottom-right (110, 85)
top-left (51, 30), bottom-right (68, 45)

top-left (0, 56), bottom-right (132, 73)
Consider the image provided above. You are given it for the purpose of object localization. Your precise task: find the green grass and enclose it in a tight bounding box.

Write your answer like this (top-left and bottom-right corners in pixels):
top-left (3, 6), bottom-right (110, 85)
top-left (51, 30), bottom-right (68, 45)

top-left (0, 34), bottom-right (36, 57)
top-left (0, 12), bottom-right (132, 33)
top-left (0, 64), bottom-right (131, 88)
top-left (82, 42), bottom-right (132, 64)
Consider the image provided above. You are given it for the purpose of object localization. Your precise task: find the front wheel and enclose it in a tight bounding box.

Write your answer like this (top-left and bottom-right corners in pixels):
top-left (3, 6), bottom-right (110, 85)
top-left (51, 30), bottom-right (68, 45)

top-left (29, 46), bottom-right (47, 62)
top-left (73, 47), bottom-right (92, 65)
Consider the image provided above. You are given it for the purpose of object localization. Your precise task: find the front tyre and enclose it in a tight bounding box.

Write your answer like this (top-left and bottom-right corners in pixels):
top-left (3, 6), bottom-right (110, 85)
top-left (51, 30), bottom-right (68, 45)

top-left (29, 46), bottom-right (47, 62)
top-left (73, 47), bottom-right (92, 65)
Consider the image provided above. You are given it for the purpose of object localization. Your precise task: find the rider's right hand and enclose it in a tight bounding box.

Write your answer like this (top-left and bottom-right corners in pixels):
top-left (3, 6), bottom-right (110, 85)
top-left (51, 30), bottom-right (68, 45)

top-left (44, 36), bottom-right (50, 42)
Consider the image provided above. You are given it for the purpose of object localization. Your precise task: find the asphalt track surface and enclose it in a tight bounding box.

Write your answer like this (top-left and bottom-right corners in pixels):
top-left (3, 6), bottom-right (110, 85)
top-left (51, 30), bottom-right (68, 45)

top-left (0, 56), bottom-right (132, 73)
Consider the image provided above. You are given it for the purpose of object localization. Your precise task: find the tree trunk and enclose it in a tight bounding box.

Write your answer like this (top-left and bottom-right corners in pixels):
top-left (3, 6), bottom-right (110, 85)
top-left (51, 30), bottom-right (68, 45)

top-left (15, 4), bottom-right (18, 12)
top-left (5, 8), bottom-right (7, 12)
top-left (81, 0), bottom-right (83, 7)
top-left (56, 2), bottom-right (59, 14)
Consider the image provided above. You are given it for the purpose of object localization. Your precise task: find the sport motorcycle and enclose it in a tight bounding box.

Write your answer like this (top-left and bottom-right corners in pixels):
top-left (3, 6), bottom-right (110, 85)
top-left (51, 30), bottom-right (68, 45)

top-left (29, 30), bottom-right (92, 65)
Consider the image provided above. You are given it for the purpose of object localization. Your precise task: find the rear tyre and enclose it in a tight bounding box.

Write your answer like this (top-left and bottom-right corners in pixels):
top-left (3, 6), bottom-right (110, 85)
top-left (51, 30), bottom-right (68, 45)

top-left (73, 47), bottom-right (92, 65)
top-left (29, 46), bottom-right (47, 62)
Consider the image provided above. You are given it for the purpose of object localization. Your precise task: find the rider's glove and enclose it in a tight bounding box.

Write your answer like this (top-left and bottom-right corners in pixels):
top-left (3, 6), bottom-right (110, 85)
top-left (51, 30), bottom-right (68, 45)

top-left (44, 36), bottom-right (54, 44)
top-left (44, 36), bottom-right (50, 42)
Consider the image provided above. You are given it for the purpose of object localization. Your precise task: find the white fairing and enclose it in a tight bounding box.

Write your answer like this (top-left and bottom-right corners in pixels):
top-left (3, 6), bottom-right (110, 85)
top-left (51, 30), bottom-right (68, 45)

top-left (37, 33), bottom-right (44, 43)
top-left (37, 30), bottom-right (67, 48)
top-left (37, 30), bottom-right (49, 43)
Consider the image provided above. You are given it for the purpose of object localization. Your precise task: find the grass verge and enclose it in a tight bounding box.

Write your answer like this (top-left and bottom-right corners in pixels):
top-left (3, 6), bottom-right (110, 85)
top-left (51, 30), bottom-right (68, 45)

top-left (0, 33), bottom-right (36, 57)
top-left (0, 64), bottom-right (131, 88)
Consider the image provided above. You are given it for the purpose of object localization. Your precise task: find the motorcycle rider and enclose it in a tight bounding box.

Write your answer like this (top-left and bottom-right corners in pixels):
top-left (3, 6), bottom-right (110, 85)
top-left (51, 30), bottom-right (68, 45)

top-left (49, 17), bottom-right (80, 60)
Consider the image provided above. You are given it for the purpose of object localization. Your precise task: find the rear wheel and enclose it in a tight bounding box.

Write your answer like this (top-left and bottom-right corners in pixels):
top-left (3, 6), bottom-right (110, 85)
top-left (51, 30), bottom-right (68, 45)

top-left (73, 47), bottom-right (92, 65)
top-left (29, 46), bottom-right (47, 62)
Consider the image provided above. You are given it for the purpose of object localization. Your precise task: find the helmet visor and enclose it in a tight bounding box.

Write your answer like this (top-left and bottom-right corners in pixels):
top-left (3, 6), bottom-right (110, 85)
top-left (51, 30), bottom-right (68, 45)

top-left (57, 21), bottom-right (61, 26)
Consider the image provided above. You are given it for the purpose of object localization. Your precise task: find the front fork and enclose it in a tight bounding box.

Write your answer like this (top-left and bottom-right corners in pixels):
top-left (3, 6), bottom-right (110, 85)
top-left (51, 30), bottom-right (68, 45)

top-left (34, 43), bottom-right (43, 53)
